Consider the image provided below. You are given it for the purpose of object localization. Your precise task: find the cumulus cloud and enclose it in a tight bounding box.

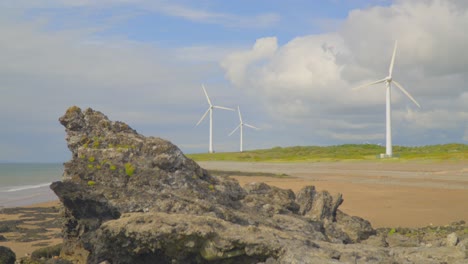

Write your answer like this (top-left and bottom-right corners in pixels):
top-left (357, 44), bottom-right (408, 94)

top-left (221, 0), bottom-right (468, 144)
top-left (1, 0), bottom-right (466, 161)
top-left (342, 0), bottom-right (468, 79)
top-left (224, 35), bottom-right (345, 117)
top-left (222, 37), bottom-right (278, 87)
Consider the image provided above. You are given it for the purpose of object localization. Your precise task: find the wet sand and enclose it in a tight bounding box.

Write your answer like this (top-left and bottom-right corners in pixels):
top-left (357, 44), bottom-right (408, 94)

top-left (0, 201), bottom-right (61, 258)
top-left (199, 160), bottom-right (468, 228)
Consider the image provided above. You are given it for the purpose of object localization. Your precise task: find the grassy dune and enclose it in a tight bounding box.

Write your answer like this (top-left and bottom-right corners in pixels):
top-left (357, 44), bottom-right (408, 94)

top-left (187, 143), bottom-right (467, 162)
top-left (207, 169), bottom-right (289, 178)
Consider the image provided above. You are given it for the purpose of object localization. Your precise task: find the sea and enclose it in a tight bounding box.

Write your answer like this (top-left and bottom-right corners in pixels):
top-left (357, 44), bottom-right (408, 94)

top-left (0, 163), bottom-right (63, 208)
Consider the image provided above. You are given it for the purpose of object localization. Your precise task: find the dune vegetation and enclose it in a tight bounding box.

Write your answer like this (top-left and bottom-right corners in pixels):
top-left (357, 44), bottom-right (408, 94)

top-left (187, 143), bottom-right (467, 162)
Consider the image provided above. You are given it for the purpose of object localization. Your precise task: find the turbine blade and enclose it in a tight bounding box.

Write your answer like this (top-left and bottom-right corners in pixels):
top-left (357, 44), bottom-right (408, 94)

top-left (202, 84), bottom-right (212, 106)
top-left (393, 80), bottom-right (421, 108)
top-left (228, 125), bottom-right (241, 136)
top-left (196, 108), bottom-right (210, 126)
top-left (353, 78), bottom-right (387, 90)
top-left (244, 124), bottom-right (259, 130)
top-left (237, 106), bottom-right (243, 123)
top-left (389, 40), bottom-right (398, 77)
top-left (213, 106), bottom-right (235, 111)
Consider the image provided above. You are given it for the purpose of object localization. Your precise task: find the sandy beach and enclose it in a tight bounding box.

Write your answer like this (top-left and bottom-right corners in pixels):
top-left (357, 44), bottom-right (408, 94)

top-left (200, 160), bottom-right (468, 228)
top-left (1, 160), bottom-right (467, 257)
top-left (0, 201), bottom-right (62, 258)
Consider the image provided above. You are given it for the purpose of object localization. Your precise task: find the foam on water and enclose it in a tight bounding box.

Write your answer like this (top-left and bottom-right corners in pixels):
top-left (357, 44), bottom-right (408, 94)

top-left (0, 163), bottom-right (62, 207)
top-left (1, 182), bottom-right (53, 193)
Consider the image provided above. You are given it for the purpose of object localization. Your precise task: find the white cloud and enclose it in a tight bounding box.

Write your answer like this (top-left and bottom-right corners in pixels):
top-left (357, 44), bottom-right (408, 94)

top-left (222, 34), bottom-right (387, 118)
top-left (0, 15), bottom-right (211, 108)
top-left (1, 0), bottom-right (466, 161)
top-left (400, 109), bottom-right (468, 130)
top-left (341, 0), bottom-right (468, 78)
top-left (0, 12), bottom-right (229, 161)
top-left (221, 0), bottom-right (468, 144)
top-left (221, 37), bottom-right (279, 87)
top-left (152, 2), bottom-right (280, 28)
top-left (0, 0), bottom-right (280, 29)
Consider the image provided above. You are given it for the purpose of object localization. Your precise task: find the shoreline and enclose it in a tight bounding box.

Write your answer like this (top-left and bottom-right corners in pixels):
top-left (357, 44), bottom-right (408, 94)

top-left (1, 159), bottom-right (467, 258)
top-left (0, 191), bottom-right (59, 209)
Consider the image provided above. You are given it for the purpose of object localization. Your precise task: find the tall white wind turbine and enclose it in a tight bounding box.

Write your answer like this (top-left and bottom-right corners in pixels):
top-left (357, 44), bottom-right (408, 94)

top-left (354, 40), bottom-right (421, 157)
top-left (229, 106), bottom-right (259, 152)
top-left (196, 84), bottom-right (234, 153)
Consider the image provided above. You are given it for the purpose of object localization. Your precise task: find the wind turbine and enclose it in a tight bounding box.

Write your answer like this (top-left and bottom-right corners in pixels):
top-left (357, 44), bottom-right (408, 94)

top-left (354, 40), bottom-right (420, 157)
top-left (229, 106), bottom-right (259, 152)
top-left (196, 84), bottom-right (234, 153)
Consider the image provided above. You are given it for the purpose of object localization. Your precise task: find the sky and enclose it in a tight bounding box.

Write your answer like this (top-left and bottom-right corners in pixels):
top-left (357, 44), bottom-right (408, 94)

top-left (0, 0), bottom-right (467, 162)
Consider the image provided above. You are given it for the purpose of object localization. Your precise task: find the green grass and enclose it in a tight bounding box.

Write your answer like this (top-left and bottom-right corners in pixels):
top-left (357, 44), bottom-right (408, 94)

top-left (187, 143), bottom-right (467, 163)
top-left (207, 169), bottom-right (290, 178)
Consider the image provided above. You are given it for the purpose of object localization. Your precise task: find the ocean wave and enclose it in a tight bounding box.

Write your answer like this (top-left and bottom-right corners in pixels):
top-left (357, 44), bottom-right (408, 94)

top-left (1, 182), bottom-right (52, 193)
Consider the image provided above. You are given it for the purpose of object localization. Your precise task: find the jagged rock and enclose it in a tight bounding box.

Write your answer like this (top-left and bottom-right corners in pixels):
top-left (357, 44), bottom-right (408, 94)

top-left (361, 233), bottom-right (389, 247)
top-left (85, 212), bottom-right (283, 263)
top-left (296, 186), bottom-right (374, 243)
top-left (242, 182), bottom-right (300, 215)
top-left (334, 210), bottom-right (375, 242)
top-left (391, 246), bottom-right (466, 264)
top-left (50, 106), bottom-right (468, 264)
top-left (447, 232), bottom-right (459, 246)
top-left (296, 186), bottom-right (343, 221)
top-left (386, 233), bottom-right (420, 247)
top-left (52, 107), bottom-right (338, 263)
top-left (0, 246), bottom-right (15, 264)
top-left (457, 238), bottom-right (468, 258)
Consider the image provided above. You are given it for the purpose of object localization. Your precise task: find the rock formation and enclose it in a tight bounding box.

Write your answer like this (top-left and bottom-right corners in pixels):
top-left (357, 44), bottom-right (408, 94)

top-left (51, 106), bottom-right (468, 264)
top-left (0, 246), bottom-right (15, 264)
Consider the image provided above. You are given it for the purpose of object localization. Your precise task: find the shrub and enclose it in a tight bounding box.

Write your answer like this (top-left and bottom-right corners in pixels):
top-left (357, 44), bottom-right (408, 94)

top-left (31, 243), bottom-right (62, 260)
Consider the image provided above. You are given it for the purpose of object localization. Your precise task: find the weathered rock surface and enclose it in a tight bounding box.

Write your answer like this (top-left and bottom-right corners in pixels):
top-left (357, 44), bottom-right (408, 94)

top-left (0, 246), bottom-right (15, 264)
top-left (50, 106), bottom-right (468, 263)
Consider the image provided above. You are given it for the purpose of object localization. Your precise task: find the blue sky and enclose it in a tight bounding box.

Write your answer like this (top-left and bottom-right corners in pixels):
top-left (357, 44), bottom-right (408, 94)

top-left (0, 0), bottom-right (466, 162)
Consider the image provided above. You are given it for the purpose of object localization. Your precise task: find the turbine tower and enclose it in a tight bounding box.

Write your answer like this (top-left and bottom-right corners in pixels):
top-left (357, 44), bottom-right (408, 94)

top-left (354, 40), bottom-right (420, 157)
top-left (196, 84), bottom-right (234, 153)
top-left (228, 106), bottom-right (259, 152)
